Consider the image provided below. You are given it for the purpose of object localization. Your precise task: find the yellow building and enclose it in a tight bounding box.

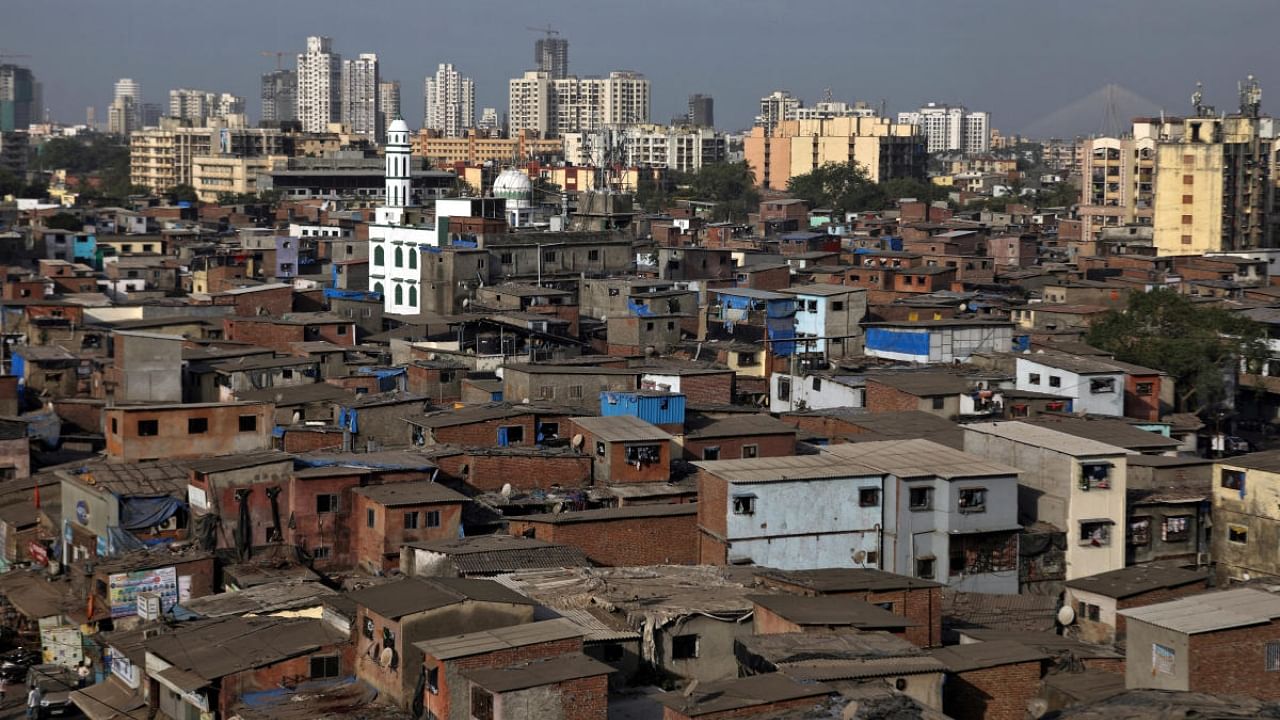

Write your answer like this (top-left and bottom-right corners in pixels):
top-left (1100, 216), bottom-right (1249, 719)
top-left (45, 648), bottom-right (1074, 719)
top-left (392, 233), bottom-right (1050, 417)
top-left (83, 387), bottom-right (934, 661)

top-left (743, 116), bottom-right (926, 190)
top-left (191, 155), bottom-right (284, 202)
top-left (459, 165), bottom-right (649, 196)
top-left (1078, 123), bottom-right (1157, 243)
top-left (413, 130), bottom-right (563, 167)
top-left (1213, 452), bottom-right (1280, 582)
top-left (1152, 114), bottom-right (1274, 255)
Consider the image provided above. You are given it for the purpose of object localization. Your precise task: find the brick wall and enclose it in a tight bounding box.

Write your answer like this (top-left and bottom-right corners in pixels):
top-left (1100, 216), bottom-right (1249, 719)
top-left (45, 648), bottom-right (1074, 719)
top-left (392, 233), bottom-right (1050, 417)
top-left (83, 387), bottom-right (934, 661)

top-left (678, 374), bottom-right (734, 405)
top-left (353, 494), bottom-right (463, 573)
top-left (433, 416), bottom-right (536, 447)
top-left (223, 318), bottom-right (304, 351)
top-left (681, 432), bottom-right (795, 461)
top-left (508, 512), bottom-right (698, 566)
top-left (220, 641), bottom-right (353, 717)
top-left (864, 379), bottom-right (924, 413)
top-left (944, 661), bottom-right (1043, 720)
top-left (465, 453), bottom-right (593, 493)
top-left (752, 605), bottom-right (803, 635)
top-left (1189, 620), bottom-right (1280, 699)
top-left (1113, 582), bottom-right (1207, 638)
top-left (662, 695), bottom-right (825, 720)
top-left (280, 428), bottom-right (344, 453)
top-left (425, 636), bottom-right (585, 720)
top-left (560, 674), bottom-right (609, 720)
top-left (406, 364), bottom-right (463, 403)
top-left (696, 470), bottom-right (728, 539)
top-left (757, 578), bottom-right (941, 648)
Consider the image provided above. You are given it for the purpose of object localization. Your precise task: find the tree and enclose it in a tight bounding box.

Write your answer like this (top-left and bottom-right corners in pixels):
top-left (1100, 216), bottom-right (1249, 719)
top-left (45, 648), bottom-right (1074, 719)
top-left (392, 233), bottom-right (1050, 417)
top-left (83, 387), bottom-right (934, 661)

top-left (677, 162), bottom-right (758, 222)
top-left (786, 162), bottom-right (885, 216)
top-left (1037, 181), bottom-right (1080, 208)
top-left (879, 177), bottom-right (950, 207)
top-left (1086, 289), bottom-right (1268, 413)
top-left (43, 212), bottom-right (83, 231)
top-left (167, 184), bottom-right (199, 204)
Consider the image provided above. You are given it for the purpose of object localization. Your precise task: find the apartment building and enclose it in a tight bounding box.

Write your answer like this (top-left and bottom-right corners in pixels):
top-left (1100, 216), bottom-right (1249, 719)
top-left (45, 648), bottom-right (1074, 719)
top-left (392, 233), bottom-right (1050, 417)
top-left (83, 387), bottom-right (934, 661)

top-left (296, 35), bottom-right (341, 133)
top-left (414, 129), bottom-right (563, 166)
top-left (260, 69), bottom-right (297, 123)
top-left (897, 103), bottom-right (991, 154)
top-left (423, 63), bottom-right (474, 138)
top-left (562, 123), bottom-right (727, 172)
top-left (130, 117), bottom-right (288, 193)
top-left (744, 116), bottom-right (927, 190)
top-left (341, 52), bottom-right (380, 141)
top-left (508, 70), bottom-right (649, 137)
top-left (168, 88), bottom-right (244, 122)
top-left (1078, 121), bottom-right (1158, 242)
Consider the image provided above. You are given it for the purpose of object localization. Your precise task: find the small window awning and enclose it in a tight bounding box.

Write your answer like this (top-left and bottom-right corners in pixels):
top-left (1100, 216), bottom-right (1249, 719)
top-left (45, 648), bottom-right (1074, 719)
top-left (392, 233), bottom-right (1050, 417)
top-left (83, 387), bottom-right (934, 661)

top-left (1079, 518), bottom-right (1116, 525)
top-left (1080, 461), bottom-right (1114, 467)
top-left (70, 678), bottom-right (148, 720)
top-left (157, 666), bottom-right (209, 692)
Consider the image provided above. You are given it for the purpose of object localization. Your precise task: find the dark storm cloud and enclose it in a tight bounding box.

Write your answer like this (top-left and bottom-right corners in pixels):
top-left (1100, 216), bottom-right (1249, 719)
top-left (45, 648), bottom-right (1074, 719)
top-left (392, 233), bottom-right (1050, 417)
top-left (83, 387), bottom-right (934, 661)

top-left (7, 0), bottom-right (1279, 134)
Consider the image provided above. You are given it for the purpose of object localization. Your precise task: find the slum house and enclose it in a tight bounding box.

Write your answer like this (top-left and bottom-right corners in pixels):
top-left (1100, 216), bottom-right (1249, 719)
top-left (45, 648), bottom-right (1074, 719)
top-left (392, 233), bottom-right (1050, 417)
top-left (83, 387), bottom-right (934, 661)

top-left (141, 615), bottom-right (351, 720)
top-left (416, 618), bottom-right (611, 720)
top-left (500, 364), bottom-right (640, 406)
top-left (652, 674), bottom-right (836, 720)
top-left (568, 415), bottom-right (674, 485)
top-left (427, 444), bottom-right (593, 494)
top-left (345, 576), bottom-right (537, 710)
top-left (400, 535), bottom-right (590, 579)
top-left (1124, 455), bottom-right (1211, 566)
top-left (336, 392), bottom-right (432, 452)
top-left (1064, 565), bottom-right (1208, 645)
top-left (58, 459), bottom-right (193, 563)
top-left (506, 504), bottom-right (699, 567)
top-left (636, 363), bottom-right (737, 405)
top-left (171, 580), bottom-right (339, 620)
top-left (235, 382), bottom-right (356, 427)
top-left (963, 422), bottom-right (1129, 581)
top-left (749, 594), bottom-right (915, 637)
top-left (779, 283), bottom-right (868, 360)
top-left (1121, 588), bottom-right (1280, 699)
top-left (734, 631), bottom-right (946, 712)
top-left (598, 390), bottom-right (686, 434)
top-left (1211, 449), bottom-right (1280, 583)
top-left (406, 404), bottom-right (572, 450)
top-left (206, 355), bottom-right (323, 403)
top-left (862, 319), bottom-right (1014, 365)
top-left (929, 640), bottom-right (1051, 720)
top-left (104, 402), bottom-right (275, 462)
top-left (79, 547), bottom-right (218, 631)
top-left (350, 481), bottom-right (469, 574)
top-left (676, 414), bottom-right (797, 461)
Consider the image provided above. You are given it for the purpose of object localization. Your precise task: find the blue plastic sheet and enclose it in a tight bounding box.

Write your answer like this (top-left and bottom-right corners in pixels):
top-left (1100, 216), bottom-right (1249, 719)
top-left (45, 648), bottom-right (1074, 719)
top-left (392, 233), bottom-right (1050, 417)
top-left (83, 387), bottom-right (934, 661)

top-left (118, 495), bottom-right (183, 530)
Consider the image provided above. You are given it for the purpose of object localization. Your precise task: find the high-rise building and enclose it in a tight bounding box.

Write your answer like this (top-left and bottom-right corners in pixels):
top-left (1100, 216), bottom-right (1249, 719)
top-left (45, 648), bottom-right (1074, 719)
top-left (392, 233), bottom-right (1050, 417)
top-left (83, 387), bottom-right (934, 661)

top-left (260, 69), bottom-right (297, 123)
top-left (296, 36), bottom-right (341, 133)
top-left (1078, 122), bottom-right (1158, 243)
top-left (896, 103), bottom-right (990, 154)
top-left (341, 52), bottom-right (380, 140)
top-left (108, 78), bottom-right (141, 135)
top-left (564, 124), bottom-right (728, 173)
top-left (790, 101), bottom-right (877, 121)
top-left (535, 36), bottom-right (569, 80)
top-left (423, 63), bottom-right (475, 138)
top-left (756, 91), bottom-right (800, 135)
top-left (168, 89), bottom-right (245, 122)
top-left (0, 64), bottom-right (36, 132)
top-left (687, 94), bottom-right (714, 127)
top-left (130, 116), bottom-right (288, 193)
top-left (478, 107), bottom-right (500, 132)
top-left (508, 70), bottom-right (649, 138)
top-left (744, 116), bottom-right (927, 189)
top-left (379, 80), bottom-right (401, 132)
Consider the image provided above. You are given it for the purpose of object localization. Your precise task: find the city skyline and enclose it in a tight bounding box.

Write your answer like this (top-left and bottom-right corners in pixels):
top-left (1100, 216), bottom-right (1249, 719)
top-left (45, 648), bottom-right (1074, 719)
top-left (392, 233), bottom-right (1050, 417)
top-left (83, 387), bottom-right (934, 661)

top-left (6, 0), bottom-right (1279, 136)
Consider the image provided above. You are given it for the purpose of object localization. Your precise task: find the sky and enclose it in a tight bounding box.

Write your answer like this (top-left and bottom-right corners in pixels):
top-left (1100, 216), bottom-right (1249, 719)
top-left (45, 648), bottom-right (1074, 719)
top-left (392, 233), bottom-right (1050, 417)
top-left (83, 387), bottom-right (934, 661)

top-left (6, 0), bottom-right (1280, 136)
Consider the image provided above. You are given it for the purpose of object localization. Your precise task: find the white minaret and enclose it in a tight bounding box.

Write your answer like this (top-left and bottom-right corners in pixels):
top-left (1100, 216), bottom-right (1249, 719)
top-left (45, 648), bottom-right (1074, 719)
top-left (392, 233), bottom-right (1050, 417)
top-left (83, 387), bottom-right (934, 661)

top-left (377, 116), bottom-right (412, 225)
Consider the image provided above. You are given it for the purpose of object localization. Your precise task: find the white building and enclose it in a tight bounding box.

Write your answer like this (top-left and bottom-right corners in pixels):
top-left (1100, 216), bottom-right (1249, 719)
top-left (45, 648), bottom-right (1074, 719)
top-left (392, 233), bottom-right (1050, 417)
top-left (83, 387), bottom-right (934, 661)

top-left (168, 89), bottom-right (244, 122)
top-left (864, 321), bottom-right (1013, 364)
top-left (563, 124), bottom-right (727, 172)
top-left (368, 118), bottom-right (438, 315)
top-left (108, 78), bottom-right (140, 135)
top-left (478, 107), bottom-right (499, 132)
top-left (788, 101), bottom-right (877, 121)
top-left (296, 35), bottom-right (341, 133)
top-left (897, 103), bottom-right (990, 154)
top-left (378, 80), bottom-right (400, 137)
top-left (341, 53), bottom-right (380, 141)
top-left (1014, 352), bottom-right (1126, 417)
top-left (756, 90), bottom-right (800, 134)
top-left (423, 63), bottom-right (475, 138)
top-left (769, 373), bottom-right (865, 414)
top-left (508, 70), bottom-right (649, 137)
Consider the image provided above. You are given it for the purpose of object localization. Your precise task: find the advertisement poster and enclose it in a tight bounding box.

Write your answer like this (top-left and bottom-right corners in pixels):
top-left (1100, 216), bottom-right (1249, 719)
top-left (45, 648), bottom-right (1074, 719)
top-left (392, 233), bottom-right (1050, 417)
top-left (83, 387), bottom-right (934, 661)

top-left (39, 624), bottom-right (83, 669)
top-left (108, 566), bottom-right (178, 618)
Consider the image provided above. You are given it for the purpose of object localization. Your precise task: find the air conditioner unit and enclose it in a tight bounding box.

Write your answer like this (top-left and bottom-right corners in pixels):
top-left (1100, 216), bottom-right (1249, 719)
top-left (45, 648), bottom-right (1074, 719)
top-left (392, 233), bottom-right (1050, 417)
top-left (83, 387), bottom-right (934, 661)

top-left (155, 516), bottom-right (179, 532)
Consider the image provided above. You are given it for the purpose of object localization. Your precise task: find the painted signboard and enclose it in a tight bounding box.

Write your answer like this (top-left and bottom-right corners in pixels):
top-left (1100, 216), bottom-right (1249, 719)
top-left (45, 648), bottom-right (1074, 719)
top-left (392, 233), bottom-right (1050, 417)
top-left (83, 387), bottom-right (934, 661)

top-left (108, 566), bottom-right (178, 618)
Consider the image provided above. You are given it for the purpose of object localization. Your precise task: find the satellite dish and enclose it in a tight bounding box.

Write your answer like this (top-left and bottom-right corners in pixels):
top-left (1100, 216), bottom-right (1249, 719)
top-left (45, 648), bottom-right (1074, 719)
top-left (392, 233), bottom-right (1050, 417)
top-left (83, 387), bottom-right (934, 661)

top-left (571, 434), bottom-right (585, 449)
top-left (500, 483), bottom-right (513, 498)
top-left (1027, 698), bottom-right (1049, 719)
top-left (852, 550), bottom-right (867, 564)
top-left (462, 298), bottom-right (470, 308)
top-left (1057, 605), bottom-right (1076, 626)
top-left (379, 647), bottom-right (394, 667)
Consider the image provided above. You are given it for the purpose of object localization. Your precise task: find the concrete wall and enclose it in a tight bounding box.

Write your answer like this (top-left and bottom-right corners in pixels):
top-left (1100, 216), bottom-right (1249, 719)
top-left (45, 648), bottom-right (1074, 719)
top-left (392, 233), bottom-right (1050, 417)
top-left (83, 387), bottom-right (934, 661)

top-left (1124, 618), bottom-right (1190, 691)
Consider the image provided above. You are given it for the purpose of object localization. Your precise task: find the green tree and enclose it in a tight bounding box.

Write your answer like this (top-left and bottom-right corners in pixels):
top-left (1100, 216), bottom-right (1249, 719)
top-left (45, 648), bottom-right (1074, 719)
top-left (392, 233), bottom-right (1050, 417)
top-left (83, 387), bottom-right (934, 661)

top-left (1037, 181), bottom-right (1080, 208)
top-left (678, 162), bottom-right (758, 222)
top-left (43, 212), bottom-right (83, 231)
top-left (0, 169), bottom-right (22, 197)
top-left (879, 177), bottom-right (950, 207)
top-left (786, 162), bottom-right (885, 216)
top-left (167, 184), bottom-right (199, 204)
top-left (1086, 289), bottom-right (1268, 412)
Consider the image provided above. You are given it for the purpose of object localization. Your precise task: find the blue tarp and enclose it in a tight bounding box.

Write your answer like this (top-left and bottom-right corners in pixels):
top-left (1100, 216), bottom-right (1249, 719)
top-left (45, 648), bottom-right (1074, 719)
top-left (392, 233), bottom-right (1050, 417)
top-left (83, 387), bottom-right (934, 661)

top-left (626, 299), bottom-right (655, 317)
top-left (21, 409), bottom-right (59, 447)
top-left (118, 495), bottom-right (183, 531)
top-left (866, 328), bottom-right (930, 357)
top-left (106, 526), bottom-right (147, 555)
top-left (338, 407), bottom-right (358, 433)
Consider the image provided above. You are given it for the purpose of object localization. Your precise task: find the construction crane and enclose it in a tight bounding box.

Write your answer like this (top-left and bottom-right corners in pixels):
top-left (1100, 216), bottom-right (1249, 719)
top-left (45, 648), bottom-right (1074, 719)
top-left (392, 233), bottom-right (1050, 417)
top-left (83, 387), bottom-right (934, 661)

top-left (525, 24), bottom-right (559, 37)
top-left (260, 50), bottom-right (289, 70)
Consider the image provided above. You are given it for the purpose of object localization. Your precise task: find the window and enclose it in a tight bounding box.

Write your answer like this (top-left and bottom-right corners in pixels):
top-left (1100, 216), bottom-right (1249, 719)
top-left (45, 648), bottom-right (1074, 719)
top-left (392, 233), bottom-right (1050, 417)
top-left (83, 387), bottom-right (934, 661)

top-left (568, 385), bottom-right (583, 400)
top-left (732, 495), bottom-right (756, 515)
top-left (544, 251), bottom-right (556, 263)
top-left (859, 487), bottom-right (881, 507)
top-left (811, 377), bottom-right (822, 392)
top-left (471, 687), bottom-right (494, 720)
top-left (742, 445), bottom-right (758, 459)
top-left (1136, 382), bottom-right (1153, 396)
top-left (137, 419), bottom-right (159, 436)
top-left (1267, 641), bottom-right (1280, 672)
top-left (958, 488), bottom-right (986, 513)
top-left (393, 247), bottom-right (403, 268)
top-left (739, 352), bottom-right (757, 366)
top-left (1162, 516), bottom-right (1190, 542)
top-left (702, 446), bottom-right (720, 460)
top-left (1077, 602), bottom-right (1101, 622)
top-left (539, 422), bottom-right (559, 439)
top-left (1080, 520), bottom-right (1113, 546)
top-left (366, 508), bottom-right (376, 528)
top-left (596, 441), bottom-right (606, 457)
top-left (282, 368), bottom-right (294, 380)
top-left (312, 546), bottom-right (331, 559)
top-left (602, 643), bottom-right (625, 662)
top-left (909, 487), bottom-right (933, 511)
top-left (915, 557), bottom-right (935, 579)
top-left (1182, 174), bottom-right (1193, 185)
top-left (671, 634), bottom-right (699, 659)
top-left (426, 510), bottom-right (440, 527)
top-left (538, 386), bottom-right (554, 400)
top-left (777, 376), bottom-right (791, 401)
top-left (1028, 373), bottom-right (1041, 385)
top-left (1090, 378), bottom-right (1115, 394)
top-left (1181, 235), bottom-right (1193, 245)
top-left (239, 415), bottom-right (258, 432)
top-left (500, 252), bottom-right (513, 265)
top-left (1011, 404), bottom-right (1029, 418)
top-left (427, 666), bottom-right (439, 693)
top-left (187, 418), bottom-right (208, 434)
top-left (1129, 517), bottom-right (1151, 546)
top-left (1080, 463), bottom-right (1112, 490)
top-left (1049, 376), bottom-right (1061, 388)
top-left (500, 425), bottom-right (524, 444)
top-left (373, 245), bottom-right (384, 266)
top-left (309, 655), bottom-right (339, 679)
top-left (1221, 469), bottom-right (1245, 492)
top-left (1228, 524), bottom-right (1248, 544)
top-left (931, 396), bottom-right (945, 410)
top-left (404, 511), bottom-right (419, 529)
top-left (625, 444), bottom-right (662, 464)
top-left (1182, 194), bottom-right (1193, 204)
top-left (832, 301), bottom-right (845, 311)
top-left (588, 249), bottom-right (600, 261)
top-left (407, 286), bottom-right (417, 308)
top-left (316, 494), bottom-right (339, 514)
top-left (408, 250), bottom-right (417, 269)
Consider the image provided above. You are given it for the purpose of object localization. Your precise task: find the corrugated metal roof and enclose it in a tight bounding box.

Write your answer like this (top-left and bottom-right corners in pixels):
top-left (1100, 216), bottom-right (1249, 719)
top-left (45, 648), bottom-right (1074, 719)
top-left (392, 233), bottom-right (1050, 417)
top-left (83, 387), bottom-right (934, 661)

top-left (782, 657), bottom-right (947, 681)
top-left (1065, 566), bottom-right (1206, 600)
top-left (463, 653), bottom-right (614, 692)
top-left (824, 439), bottom-right (1020, 480)
top-left (692, 453), bottom-right (882, 484)
top-left (1118, 588), bottom-right (1280, 634)
top-left (963, 421), bottom-right (1130, 457)
top-left (571, 415), bottom-right (673, 442)
top-left (929, 640), bottom-right (1050, 672)
top-left (415, 618), bottom-right (583, 660)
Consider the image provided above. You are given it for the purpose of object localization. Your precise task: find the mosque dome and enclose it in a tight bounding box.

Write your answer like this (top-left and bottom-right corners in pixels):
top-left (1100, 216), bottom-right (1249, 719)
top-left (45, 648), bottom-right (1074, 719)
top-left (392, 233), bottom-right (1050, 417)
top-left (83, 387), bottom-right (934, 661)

top-left (492, 169), bottom-right (534, 208)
